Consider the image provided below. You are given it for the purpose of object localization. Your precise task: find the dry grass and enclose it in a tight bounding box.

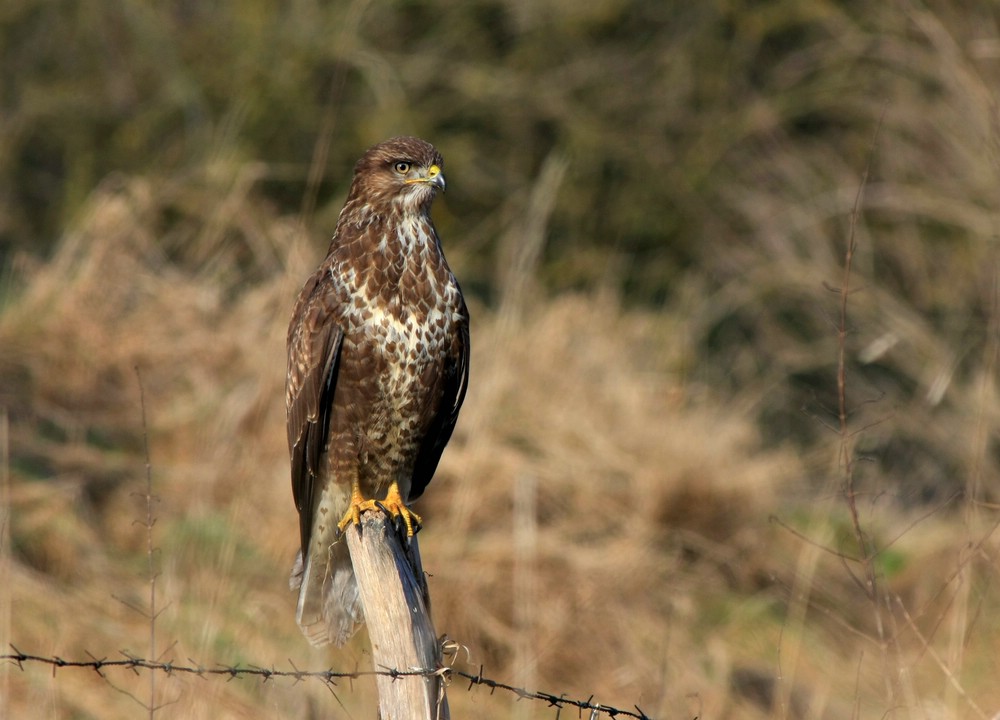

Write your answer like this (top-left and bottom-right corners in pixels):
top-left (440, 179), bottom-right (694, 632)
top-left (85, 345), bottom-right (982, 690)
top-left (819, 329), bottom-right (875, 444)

top-left (0, 177), bottom-right (798, 717)
top-left (2, 169), bottom-right (1000, 719)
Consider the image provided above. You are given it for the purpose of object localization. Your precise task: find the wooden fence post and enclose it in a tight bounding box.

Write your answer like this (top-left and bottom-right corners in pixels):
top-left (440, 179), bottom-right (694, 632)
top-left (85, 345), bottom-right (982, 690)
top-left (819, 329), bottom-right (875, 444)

top-left (344, 512), bottom-right (450, 720)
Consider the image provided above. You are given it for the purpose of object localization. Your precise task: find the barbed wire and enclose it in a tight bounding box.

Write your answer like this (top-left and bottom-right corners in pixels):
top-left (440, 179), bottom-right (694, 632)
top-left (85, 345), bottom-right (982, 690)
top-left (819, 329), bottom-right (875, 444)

top-left (2, 646), bottom-right (662, 720)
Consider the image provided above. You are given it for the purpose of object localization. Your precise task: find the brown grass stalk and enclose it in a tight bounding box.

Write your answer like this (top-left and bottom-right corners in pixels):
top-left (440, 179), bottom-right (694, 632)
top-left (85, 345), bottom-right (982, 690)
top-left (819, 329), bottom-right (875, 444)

top-left (1, 409), bottom-right (10, 719)
top-left (135, 367), bottom-right (159, 718)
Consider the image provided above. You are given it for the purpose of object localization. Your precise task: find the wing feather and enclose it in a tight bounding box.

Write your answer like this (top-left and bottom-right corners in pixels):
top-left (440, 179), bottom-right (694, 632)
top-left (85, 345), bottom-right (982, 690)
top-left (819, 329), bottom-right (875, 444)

top-left (286, 268), bottom-right (344, 555)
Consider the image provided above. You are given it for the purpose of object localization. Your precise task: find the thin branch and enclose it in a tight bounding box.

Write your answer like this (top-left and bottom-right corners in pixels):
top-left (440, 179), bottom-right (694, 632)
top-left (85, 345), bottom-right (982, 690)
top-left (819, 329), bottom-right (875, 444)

top-left (0, 410), bottom-right (10, 720)
top-left (135, 366), bottom-right (158, 720)
top-left (838, 106), bottom-right (886, 573)
top-left (769, 515), bottom-right (862, 563)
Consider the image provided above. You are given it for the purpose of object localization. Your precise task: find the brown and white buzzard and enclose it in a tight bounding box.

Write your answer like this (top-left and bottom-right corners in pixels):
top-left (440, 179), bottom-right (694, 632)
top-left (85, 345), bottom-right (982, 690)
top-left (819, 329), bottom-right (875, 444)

top-left (286, 136), bottom-right (469, 646)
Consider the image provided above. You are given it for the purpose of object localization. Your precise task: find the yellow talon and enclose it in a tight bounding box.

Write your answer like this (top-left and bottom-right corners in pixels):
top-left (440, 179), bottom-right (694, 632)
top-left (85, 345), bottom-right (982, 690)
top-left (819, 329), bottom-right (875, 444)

top-left (381, 481), bottom-right (422, 537)
top-left (336, 488), bottom-right (370, 534)
top-left (336, 481), bottom-right (422, 537)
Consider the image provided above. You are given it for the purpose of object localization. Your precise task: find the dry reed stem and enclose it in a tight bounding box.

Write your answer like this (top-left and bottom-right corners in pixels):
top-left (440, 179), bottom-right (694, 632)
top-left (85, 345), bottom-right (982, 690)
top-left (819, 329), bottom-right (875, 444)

top-left (1, 409), bottom-right (10, 720)
top-left (135, 368), bottom-right (158, 719)
top-left (896, 597), bottom-right (988, 720)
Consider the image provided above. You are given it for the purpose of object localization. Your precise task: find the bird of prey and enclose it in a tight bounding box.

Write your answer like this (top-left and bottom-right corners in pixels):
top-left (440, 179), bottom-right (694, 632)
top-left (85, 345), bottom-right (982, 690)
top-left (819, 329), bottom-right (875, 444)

top-left (286, 137), bottom-right (469, 647)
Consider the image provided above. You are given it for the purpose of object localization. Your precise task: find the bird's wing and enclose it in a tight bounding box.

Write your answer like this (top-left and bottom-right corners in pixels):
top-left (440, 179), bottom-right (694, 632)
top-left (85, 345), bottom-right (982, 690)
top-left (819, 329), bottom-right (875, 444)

top-left (409, 302), bottom-right (470, 500)
top-left (286, 268), bottom-right (344, 555)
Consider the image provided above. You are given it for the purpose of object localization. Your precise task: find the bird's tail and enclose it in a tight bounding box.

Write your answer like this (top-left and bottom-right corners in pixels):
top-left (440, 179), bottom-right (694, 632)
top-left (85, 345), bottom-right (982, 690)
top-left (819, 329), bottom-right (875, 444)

top-left (290, 472), bottom-right (364, 646)
top-left (290, 537), bottom-right (363, 647)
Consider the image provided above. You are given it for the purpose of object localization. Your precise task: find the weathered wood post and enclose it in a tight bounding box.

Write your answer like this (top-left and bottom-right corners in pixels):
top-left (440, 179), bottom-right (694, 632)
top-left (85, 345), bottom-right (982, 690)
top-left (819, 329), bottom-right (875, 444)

top-left (344, 512), bottom-right (450, 720)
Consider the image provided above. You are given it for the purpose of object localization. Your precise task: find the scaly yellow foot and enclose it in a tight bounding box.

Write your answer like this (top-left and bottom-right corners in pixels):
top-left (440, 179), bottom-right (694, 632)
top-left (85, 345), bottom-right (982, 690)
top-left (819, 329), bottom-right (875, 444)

top-left (336, 483), bottom-right (375, 534)
top-left (378, 481), bottom-right (422, 537)
top-left (336, 481), bottom-right (422, 537)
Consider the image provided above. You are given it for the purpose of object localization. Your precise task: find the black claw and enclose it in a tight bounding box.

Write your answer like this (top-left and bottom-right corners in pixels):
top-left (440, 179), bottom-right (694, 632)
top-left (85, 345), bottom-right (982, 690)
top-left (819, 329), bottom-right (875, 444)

top-left (373, 500), bottom-right (402, 533)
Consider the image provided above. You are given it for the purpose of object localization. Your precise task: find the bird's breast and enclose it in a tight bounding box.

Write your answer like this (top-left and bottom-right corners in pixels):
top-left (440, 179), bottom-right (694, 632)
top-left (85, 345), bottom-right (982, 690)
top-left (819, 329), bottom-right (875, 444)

top-left (336, 250), bottom-right (463, 363)
top-left (333, 262), bottom-right (462, 473)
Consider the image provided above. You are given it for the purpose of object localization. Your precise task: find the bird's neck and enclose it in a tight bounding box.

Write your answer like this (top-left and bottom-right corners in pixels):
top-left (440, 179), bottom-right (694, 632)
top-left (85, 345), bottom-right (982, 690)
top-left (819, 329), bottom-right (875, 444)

top-left (330, 205), bottom-right (447, 302)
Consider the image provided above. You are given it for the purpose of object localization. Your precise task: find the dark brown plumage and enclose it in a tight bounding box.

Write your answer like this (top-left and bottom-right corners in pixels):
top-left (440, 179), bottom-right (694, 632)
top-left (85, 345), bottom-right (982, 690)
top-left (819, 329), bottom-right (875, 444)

top-left (286, 136), bottom-right (469, 646)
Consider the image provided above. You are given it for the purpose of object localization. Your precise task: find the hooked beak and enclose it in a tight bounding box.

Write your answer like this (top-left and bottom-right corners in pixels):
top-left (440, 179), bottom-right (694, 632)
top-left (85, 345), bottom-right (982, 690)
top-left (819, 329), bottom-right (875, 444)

top-left (405, 164), bottom-right (446, 193)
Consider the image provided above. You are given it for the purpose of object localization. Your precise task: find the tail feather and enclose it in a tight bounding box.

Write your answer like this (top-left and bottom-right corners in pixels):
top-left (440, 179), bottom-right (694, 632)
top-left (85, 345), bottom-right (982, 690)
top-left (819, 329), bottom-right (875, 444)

top-left (291, 540), bottom-right (364, 647)
top-left (291, 473), bottom-right (364, 647)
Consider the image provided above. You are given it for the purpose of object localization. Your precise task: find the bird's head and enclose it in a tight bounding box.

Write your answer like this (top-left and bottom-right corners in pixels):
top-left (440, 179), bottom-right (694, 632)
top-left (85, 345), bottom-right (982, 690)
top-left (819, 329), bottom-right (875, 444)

top-left (350, 136), bottom-right (446, 214)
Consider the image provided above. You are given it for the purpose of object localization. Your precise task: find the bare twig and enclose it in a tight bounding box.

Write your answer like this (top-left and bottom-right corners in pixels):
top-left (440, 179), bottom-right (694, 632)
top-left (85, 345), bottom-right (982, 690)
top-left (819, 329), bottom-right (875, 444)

top-left (0, 410), bottom-right (10, 720)
top-left (837, 107), bottom-right (886, 599)
top-left (101, 368), bottom-right (175, 715)
top-left (834, 106), bottom-right (895, 703)
top-left (769, 516), bottom-right (862, 563)
top-left (135, 366), bottom-right (158, 719)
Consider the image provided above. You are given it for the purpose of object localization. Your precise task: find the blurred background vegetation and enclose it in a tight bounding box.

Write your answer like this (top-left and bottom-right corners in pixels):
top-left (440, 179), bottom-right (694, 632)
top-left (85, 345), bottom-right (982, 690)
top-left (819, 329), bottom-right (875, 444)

top-left (3, 0), bottom-right (1000, 717)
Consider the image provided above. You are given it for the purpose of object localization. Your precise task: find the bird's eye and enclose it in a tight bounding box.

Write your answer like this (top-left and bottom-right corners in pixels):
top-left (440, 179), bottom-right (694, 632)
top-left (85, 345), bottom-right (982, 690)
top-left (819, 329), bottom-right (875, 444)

top-left (393, 161), bottom-right (411, 175)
